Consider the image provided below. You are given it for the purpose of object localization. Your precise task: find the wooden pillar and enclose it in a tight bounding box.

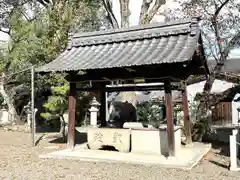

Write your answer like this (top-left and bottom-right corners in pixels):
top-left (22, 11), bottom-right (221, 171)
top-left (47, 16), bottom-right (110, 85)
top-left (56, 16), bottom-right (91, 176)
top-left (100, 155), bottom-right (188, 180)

top-left (67, 82), bottom-right (77, 149)
top-left (164, 80), bottom-right (175, 157)
top-left (182, 84), bottom-right (192, 145)
top-left (100, 90), bottom-right (106, 127)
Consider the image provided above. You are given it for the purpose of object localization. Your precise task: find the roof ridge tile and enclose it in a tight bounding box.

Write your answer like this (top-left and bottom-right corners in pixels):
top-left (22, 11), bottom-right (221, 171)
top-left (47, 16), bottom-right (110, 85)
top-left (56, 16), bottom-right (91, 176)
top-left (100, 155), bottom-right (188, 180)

top-left (69, 18), bottom-right (200, 47)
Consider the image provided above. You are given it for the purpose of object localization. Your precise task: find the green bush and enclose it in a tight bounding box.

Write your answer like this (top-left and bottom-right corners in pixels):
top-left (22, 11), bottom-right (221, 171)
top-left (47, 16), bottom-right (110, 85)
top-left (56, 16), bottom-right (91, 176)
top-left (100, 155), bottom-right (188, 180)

top-left (136, 101), bottom-right (165, 127)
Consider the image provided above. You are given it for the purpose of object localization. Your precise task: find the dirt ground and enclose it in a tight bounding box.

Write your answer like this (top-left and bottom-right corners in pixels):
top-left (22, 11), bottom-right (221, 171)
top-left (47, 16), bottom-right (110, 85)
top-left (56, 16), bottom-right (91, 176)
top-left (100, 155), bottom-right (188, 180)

top-left (0, 129), bottom-right (240, 180)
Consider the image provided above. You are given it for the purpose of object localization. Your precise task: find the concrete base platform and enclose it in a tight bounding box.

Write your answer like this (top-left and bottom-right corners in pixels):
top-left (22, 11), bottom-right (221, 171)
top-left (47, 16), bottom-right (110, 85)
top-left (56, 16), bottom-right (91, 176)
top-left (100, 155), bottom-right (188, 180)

top-left (230, 167), bottom-right (240, 171)
top-left (39, 142), bottom-right (211, 170)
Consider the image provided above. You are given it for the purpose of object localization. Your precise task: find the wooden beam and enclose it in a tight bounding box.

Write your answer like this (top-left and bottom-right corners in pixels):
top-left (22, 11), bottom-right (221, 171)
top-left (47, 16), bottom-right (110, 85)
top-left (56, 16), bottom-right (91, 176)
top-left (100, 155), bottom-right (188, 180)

top-left (76, 85), bottom-right (164, 92)
top-left (164, 80), bottom-right (175, 157)
top-left (67, 82), bottom-right (77, 149)
top-left (75, 84), bottom-right (181, 92)
top-left (182, 84), bottom-right (192, 145)
top-left (68, 64), bottom-right (188, 83)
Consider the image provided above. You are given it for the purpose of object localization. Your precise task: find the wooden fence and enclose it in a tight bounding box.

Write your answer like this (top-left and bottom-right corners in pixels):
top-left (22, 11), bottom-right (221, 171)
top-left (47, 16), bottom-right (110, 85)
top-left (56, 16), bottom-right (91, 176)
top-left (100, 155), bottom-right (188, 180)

top-left (212, 102), bottom-right (232, 125)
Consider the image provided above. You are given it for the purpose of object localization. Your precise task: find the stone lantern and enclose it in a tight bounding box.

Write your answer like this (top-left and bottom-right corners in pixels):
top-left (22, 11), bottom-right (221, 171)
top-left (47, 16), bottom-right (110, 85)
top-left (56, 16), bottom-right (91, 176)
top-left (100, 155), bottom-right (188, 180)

top-left (24, 102), bottom-right (32, 131)
top-left (23, 102), bottom-right (38, 132)
top-left (89, 97), bottom-right (100, 127)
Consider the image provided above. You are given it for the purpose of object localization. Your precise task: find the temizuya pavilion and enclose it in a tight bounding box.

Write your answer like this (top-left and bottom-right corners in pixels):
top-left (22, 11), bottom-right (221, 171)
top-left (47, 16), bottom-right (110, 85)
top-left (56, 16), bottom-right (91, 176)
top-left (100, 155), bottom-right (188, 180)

top-left (36, 17), bottom-right (209, 157)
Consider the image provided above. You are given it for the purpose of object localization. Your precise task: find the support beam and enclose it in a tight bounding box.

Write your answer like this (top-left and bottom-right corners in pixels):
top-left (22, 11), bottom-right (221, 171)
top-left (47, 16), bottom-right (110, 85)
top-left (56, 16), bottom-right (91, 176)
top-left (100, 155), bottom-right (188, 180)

top-left (182, 84), bottom-right (192, 145)
top-left (164, 80), bottom-right (175, 157)
top-left (67, 64), bottom-right (187, 83)
top-left (67, 82), bottom-right (77, 149)
top-left (76, 85), bottom-right (165, 92)
top-left (99, 90), bottom-right (107, 127)
top-left (75, 84), bottom-right (181, 92)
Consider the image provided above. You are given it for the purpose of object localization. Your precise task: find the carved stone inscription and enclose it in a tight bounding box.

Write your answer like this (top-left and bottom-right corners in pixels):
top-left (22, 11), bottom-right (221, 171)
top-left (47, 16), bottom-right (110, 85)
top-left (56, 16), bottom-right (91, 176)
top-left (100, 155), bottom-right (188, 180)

top-left (88, 128), bottom-right (131, 153)
top-left (93, 132), bottom-right (103, 143)
top-left (112, 132), bottom-right (122, 144)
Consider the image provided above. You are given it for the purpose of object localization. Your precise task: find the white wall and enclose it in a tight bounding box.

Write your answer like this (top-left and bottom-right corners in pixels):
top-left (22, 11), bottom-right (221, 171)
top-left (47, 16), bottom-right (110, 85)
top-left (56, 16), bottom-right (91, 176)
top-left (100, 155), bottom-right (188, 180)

top-left (187, 79), bottom-right (235, 102)
top-left (232, 93), bottom-right (240, 125)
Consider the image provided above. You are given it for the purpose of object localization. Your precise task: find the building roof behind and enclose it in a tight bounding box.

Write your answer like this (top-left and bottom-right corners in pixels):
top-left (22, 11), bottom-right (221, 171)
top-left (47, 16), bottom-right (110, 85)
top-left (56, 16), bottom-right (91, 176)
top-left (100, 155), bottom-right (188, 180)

top-left (36, 18), bottom-right (202, 72)
top-left (207, 58), bottom-right (240, 74)
top-left (107, 91), bottom-right (182, 103)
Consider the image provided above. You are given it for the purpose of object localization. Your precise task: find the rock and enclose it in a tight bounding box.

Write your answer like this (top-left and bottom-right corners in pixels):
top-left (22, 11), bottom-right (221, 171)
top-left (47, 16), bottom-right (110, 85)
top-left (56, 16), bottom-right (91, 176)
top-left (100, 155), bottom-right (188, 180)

top-left (107, 101), bottom-right (137, 128)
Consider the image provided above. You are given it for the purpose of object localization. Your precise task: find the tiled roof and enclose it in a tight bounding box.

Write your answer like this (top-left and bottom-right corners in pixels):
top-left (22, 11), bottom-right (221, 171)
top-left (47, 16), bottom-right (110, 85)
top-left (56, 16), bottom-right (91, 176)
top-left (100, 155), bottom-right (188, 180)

top-left (36, 18), bottom-right (201, 72)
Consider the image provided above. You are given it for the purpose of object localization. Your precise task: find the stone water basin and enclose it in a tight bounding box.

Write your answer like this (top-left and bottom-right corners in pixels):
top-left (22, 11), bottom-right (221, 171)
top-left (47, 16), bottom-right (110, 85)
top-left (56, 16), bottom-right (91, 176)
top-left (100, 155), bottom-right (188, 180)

top-left (87, 127), bottom-right (131, 153)
top-left (76, 125), bottom-right (181, 155)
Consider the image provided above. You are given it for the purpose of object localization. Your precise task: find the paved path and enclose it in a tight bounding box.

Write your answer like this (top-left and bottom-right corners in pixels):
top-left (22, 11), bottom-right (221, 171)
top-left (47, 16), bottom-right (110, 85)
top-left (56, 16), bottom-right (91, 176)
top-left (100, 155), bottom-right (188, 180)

top-left (0, 130), bottom-right (239, 180)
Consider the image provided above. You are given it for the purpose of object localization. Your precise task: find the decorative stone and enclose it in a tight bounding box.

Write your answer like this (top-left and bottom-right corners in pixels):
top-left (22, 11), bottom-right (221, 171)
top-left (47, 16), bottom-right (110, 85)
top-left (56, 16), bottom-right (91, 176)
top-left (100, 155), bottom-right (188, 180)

top-left (23, 102), bottom-right (38, 132)
top-left (89, 97), bottom-right (100, 127)
top-left (89, 107), bottom-right (99, 127)
top-left (87, 127), bottom-right (131, 153)
top-left (91, 97), bottom-right (100, 107)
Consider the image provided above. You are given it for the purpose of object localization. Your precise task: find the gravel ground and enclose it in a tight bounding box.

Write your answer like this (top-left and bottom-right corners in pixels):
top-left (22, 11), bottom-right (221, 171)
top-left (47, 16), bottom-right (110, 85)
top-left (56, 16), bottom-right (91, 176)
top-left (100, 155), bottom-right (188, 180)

top-left (0, 130), bottom-right (240, 180)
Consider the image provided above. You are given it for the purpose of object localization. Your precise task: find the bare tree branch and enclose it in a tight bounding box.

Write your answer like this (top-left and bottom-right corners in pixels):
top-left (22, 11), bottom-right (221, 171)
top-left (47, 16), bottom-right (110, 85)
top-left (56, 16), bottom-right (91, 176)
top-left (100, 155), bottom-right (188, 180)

top-left (198, 0), bottom-right (212, 17)
top-left (102, 0), bottom-right (119, 28)
top-left (0, 28), bottom-right (10, 35)
top-left (140, 0), bottom-right (166, 24)
top-left (201, 30), bottom-right (218, 61)
top-left (200, 30), bottom-right (240, 110)
top-left (202, 0), bottom-right (233, 89)
top-left (147, 0), bottom-right (166, 23)
top-left (36, 0), bottom-right (50, 8)
top-left (220, 30), bottom-right (240, 62)
top-left (20, 11), bottom-right (35, 22)
top-left (211, 0), bottom-right (231, 63)
top-left (139, 0), bottom-right (152, 24)
top-left (212, 0), bottom-right (230, 21)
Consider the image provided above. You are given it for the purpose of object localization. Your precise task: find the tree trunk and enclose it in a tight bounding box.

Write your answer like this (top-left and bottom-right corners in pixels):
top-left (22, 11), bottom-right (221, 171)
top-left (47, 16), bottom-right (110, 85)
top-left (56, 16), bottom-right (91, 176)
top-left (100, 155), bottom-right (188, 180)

top-left (0, 81), bottom-right (19, 123)
top-left (118, 0), bottom-right (136, 106)
top-left (119, 0), bottom-right (130, 27)
top-left (198, 62), bottom-right (224, 117)
top-left (198, 74), bottom-right (215, 110)
top-left (0, 83), bottom-right (19, 124)
top-left (102, 0), bottom-right (166, 107)
top-left (140, 0), bottom-right (166, 24)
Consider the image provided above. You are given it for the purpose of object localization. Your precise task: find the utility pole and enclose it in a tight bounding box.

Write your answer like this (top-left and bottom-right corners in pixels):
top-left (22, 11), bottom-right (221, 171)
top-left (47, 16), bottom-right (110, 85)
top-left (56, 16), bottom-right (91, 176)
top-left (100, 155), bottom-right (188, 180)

top-left (31, 66), bottom-right (35, 146)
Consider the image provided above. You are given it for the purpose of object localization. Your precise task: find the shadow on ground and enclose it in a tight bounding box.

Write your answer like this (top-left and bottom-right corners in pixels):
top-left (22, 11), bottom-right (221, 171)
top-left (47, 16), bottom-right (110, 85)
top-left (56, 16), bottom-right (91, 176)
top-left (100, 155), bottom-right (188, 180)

top-left (211, 141), bottom-right (230, 157)
top-left (209, 160), bottom-right (229, 169)
top-left (203, 140), bottom-right (231, 170)
top-left (48, 130), bottom-right (87, 145)
top-left (36, 126), bottom-right (60, 133)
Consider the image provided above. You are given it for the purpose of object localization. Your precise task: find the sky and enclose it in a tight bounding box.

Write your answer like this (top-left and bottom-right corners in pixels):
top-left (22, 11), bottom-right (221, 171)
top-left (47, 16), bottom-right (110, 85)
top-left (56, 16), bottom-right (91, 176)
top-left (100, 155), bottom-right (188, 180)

top-left (0, 31), bottom-right (8, 41)
top-left (0, 0), bottom-right (239, 58)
